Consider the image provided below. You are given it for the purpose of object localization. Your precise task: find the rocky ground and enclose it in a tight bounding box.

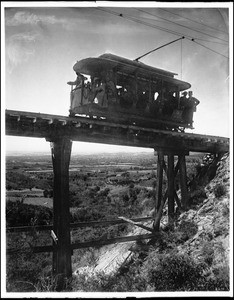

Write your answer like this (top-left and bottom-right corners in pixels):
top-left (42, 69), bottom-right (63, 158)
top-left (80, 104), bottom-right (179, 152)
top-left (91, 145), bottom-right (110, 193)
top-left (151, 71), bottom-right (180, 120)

top-left (74, 152), bottom-right (231, 291)
top-left (177, 153), bottom-right (230, 285)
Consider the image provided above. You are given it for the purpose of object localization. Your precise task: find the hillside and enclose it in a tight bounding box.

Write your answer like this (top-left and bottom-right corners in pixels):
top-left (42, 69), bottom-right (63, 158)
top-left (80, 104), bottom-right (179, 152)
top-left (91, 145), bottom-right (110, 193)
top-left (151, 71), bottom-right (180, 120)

top-left (72, 153), bottom-right (231, 292)
top-left (5, 152), bottom-right (231, 293)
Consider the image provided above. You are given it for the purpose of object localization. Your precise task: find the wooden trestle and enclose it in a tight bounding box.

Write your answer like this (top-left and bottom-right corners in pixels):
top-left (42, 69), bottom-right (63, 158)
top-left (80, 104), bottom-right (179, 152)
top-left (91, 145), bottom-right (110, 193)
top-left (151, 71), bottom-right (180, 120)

top-left (153, 149), bottom-right (189, 231)
top-left (5, 109), bottom-right (230, 289)
top-left (49, 138), bottom-right (73, 286)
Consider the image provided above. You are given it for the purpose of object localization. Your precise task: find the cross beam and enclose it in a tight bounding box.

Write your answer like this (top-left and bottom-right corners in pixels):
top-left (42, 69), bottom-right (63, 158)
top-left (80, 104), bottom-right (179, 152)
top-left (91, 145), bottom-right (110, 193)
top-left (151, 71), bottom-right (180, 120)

top-left (153, 149), bottom-right (189, 231)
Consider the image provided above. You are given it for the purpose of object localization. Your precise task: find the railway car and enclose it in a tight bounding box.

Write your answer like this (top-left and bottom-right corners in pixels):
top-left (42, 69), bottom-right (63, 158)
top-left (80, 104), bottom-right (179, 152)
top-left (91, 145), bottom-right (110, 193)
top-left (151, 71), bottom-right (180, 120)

top-left (68, 53), bottom-right (200, 131)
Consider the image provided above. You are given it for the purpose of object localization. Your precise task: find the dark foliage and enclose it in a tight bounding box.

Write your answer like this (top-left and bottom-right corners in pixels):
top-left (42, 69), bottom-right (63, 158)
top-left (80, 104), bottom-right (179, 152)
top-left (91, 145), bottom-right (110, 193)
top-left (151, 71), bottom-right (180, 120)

top-left (6, 200), bottom-right (53, 227)
top-left (214, 183), bottom-right (227, 198)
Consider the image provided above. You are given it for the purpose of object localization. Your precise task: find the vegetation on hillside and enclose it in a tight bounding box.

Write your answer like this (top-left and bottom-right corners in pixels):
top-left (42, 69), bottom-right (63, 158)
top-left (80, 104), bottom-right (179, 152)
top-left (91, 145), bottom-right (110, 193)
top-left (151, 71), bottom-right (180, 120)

top-left (5, 152), bottom-right (230, 293)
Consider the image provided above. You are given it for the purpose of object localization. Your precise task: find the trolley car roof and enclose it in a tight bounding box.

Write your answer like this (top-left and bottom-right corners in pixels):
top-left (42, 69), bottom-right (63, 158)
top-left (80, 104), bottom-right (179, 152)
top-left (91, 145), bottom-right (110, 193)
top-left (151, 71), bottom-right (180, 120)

top-left (73, 53), bottom-right (191, 91)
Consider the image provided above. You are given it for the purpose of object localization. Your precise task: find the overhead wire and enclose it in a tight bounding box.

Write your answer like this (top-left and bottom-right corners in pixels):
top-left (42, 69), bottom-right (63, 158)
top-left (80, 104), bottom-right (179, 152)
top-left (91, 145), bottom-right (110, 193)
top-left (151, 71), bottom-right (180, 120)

top-left (130, 9), bottom-right (228, 45)
top-left (158, 8), bottom-right (228, 35)
top-left (136, 8), bottom-right (228, 44)
top-left (96, 7), bottom-right (229, 60)
top-left (124, 8), bottom-right (228, 45)
top-left (190, 39), bottom-right (229, 59)
top-left (96, 7), bottom-right (197, 39)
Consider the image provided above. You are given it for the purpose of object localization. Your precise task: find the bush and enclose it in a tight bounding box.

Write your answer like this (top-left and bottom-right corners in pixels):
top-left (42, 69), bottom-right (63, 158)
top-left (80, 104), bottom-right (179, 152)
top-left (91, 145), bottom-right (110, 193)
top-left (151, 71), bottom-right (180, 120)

top-left (145, 251), bottom-right (206, 291)
top-left (201, 241), bottom-right (214, 266)
top-left (214, 184), bottom-right (226, 198)
top-left (177, 220), bottom-right (198, 241)
top-left (6, 201), bottom-right (53, 227)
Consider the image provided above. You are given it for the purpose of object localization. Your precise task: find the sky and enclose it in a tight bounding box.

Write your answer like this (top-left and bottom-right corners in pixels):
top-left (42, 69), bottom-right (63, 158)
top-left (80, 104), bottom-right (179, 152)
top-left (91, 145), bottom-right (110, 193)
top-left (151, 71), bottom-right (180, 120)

top-left (2, 1), bottom-right (232, 154)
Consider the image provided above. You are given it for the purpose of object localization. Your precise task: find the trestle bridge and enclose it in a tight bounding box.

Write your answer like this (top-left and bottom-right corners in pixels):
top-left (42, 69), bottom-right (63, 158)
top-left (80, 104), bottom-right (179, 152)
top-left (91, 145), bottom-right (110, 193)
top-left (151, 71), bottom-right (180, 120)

top-left (5, 109), bottom-right (229, 289)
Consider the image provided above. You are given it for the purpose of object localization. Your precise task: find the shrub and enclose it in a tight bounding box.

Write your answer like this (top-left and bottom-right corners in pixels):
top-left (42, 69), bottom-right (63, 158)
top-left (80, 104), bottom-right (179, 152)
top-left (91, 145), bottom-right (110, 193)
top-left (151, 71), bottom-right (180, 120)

top-left (222, 201), bottom-right (229, 216)
top-left (6, 201), bottom-right (53, 227)
top-left (214, 184), bottom-right (226, 198)
top-left (145, 251), bottom-right (206, 291)
top-left (201, 241), bottom-right (214, 266)
top-left (177, 220), bottom-right (198, 241)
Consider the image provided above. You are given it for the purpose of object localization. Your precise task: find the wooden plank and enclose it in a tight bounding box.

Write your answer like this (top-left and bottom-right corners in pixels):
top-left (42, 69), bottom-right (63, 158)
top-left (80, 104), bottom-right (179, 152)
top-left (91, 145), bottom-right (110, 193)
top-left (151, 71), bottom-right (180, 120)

top-left (118, 216), bottom-right (154, 233)
top-left (153, 189), bottom-right (168, 231)
top-left (155, 151), bottom-right (164, 222)
top-left (179, 154), bottom-right (189, 209)
top-left (50, 137), bottom-right (72, 278)
top-left (71, 233), bottom-right (157, 250)
top-left (6, 225), bottom-right (53, 232)
top-left (5, 110), bottom-right (230, 141)
top-left (5, 110), bottom-right (229, 153)
top-left (50, 230), bottom-right (58, 244)
top-left (6, 217), bottom-right (153, 233)
top-left (7, 245), bottom-right (53, 254)
top-left (7, 233), bottom-right (157, 254)
top-left (174, 190), bottom-right (181, 208)
top-left (168, 153), bottom-right (175, 225)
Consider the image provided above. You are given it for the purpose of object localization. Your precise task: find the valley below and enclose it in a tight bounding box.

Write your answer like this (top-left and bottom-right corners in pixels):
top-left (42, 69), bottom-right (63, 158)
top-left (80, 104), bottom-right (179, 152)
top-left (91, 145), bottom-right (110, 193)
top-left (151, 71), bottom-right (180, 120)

top-left (4, 150), bottom-right (231, 295)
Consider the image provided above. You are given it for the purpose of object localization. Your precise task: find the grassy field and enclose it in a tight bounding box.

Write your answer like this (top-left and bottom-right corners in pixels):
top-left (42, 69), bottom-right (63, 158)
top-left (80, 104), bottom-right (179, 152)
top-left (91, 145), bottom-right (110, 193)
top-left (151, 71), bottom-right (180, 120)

top-left (6, 189), bottom-right (53, 208)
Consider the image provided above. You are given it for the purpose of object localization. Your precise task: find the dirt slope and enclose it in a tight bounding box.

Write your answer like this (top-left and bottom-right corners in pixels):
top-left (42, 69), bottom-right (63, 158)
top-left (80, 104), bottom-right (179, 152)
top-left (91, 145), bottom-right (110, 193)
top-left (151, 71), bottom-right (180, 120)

top-left (75, 153), bottom-right (230, 281)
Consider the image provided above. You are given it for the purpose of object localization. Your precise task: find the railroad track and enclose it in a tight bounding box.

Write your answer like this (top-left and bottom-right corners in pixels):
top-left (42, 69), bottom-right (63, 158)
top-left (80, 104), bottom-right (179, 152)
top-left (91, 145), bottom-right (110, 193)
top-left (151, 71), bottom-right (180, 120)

top-left (5, 109), bottom-right (229, 153)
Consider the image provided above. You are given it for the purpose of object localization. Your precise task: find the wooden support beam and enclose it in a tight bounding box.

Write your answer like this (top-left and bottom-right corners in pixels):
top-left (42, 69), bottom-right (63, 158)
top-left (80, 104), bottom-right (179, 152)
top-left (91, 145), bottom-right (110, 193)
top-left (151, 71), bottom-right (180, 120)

top-left (6, 217), bottom-right (154, 233)
top-left (153, 190), bottom-right (168, 231)
top-left (167, 153), bottom-right (175, 226)
top-left (178, 154), bottom-right (189, 209)
top-left (7, 233), bottom-right (158, 254)
top-left (118, 216), bottom-right (154, 233)
top-left (156, 151), bottom-right (164, 211)
top-left (71, 233), bottom-right (157, 250)
top-left (50, 137), bottom-right (72, 287)
top-left (51, 230), bottom-right (58, 244)
top-left (174, 190), bottom-right (181, 208)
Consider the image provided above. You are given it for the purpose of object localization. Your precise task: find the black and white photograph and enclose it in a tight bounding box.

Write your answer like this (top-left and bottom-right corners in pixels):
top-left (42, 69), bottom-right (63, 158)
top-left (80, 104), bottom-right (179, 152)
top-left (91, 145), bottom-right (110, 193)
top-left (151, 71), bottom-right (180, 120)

top-left (1, 1), bottom-right (232, 298)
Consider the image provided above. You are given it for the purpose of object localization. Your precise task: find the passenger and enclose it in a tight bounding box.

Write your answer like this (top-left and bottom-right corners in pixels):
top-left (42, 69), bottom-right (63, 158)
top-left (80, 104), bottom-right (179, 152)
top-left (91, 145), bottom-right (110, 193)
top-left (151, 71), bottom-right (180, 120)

top-left (179, 91), bottom-right (188, 108)
top-left (89, 77), bottom-right (100, 102)
top-left (95, 78), bottom-right (108, 107)
top-left (186, 91), bottom-right (200, 125)
top-left (105, 73), bottom-right (117, 104)
top-left (119, 87), bottom-right (133, 109)
top-left (67, 72), bottom-right (87, 111)
top-left (149, 91), bottom-right (163, 116)
top-left (188, 91), bottom-right (200, 111)
top-left (168, 91), bottom-right (178, 110)
top-left (67, 72), bottom-right (87, 89)
top-left (136, 90), bottom-right (148, 111)
top-left (179, 91), bottom-right (190, 123)
top-left (162, 91), bottom-right (177, 117)
top-left (157, 88), bottom-right (167, 116)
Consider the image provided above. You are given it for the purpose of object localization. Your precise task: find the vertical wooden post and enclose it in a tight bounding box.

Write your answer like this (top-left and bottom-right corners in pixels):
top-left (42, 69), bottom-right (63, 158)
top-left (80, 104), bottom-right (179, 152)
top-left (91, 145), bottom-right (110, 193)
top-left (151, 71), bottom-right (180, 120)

top-left (167, 153), bottom-right (175, 226)
top-left (153, 151), bottom-right (164, 231)
top-left (50, 137), bottom-right (72, 289)
top-left (179, 154), bottom-right (189, 209)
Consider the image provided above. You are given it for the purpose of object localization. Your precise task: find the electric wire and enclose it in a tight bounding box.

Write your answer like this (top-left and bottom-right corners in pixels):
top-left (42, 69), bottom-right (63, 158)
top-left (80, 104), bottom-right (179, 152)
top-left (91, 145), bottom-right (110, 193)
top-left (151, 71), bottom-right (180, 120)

top-left (190, 39), bottom-right (229, 59)
top-left (158, 8), bottom-right (228, 35)
top-left (136, 8), bottom-right (228, 44)
top-left (96, 7), bottom-right (229, 60)
top-left (126, 8), bottom-right (228, 45)
top-left (96, 8), bottom-right (196, 39)
top-left (131, 9), bottom-right (227, 45)
top-left (96, 7), bottom-right (228, 45)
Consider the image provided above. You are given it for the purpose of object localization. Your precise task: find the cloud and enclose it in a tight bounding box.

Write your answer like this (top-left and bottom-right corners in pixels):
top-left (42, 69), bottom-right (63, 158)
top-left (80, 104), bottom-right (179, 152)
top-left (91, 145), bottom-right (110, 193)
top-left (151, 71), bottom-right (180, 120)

top-left (4, 10), bottom-right (84, 73)
top-left (5, 10), bottom-right (78, 30)
top-left (5, 32), bottom-right (40, 73)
